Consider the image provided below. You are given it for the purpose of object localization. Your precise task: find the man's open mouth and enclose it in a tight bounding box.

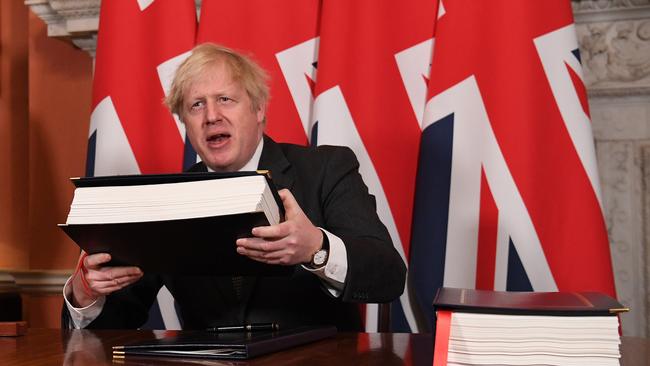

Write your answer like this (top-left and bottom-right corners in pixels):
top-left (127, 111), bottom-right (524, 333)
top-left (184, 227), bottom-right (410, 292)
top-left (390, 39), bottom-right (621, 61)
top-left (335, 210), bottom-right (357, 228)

top-left (207, 133), bottom-right (230, 145)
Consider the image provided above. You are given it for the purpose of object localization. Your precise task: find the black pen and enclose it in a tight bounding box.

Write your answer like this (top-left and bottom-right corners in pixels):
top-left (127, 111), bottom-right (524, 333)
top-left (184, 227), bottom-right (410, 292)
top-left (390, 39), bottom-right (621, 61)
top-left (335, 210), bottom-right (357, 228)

top-left (206, 323), bottom-right (279, 332)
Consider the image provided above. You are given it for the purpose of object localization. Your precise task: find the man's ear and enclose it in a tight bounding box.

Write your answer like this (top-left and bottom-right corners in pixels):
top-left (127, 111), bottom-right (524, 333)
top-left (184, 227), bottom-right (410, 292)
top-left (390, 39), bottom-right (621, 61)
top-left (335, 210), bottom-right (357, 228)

top-left (256, 103), bottom-right (266, 124)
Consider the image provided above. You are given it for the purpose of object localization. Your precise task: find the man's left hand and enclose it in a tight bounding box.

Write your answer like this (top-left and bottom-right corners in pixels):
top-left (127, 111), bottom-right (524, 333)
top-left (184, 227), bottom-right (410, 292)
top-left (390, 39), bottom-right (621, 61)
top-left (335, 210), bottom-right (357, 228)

top-left (236, 189), bottom-right (323, 265)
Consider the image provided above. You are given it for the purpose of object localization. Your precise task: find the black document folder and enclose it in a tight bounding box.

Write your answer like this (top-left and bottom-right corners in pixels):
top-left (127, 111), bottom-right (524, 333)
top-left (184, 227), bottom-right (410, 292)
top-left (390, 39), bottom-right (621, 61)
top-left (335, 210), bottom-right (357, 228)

top-left (112, 326), bottom-right (337, 360)
top-left (433, 287), bottom-right (628, 316)
top-left (59, 171), bottom-right (291, 276)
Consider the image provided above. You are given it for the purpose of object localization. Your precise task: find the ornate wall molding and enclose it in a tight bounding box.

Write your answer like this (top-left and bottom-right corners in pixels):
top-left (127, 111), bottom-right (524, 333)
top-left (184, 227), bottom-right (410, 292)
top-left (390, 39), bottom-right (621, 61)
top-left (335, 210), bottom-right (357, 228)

top-left (642, 145), bottom-right (650, 337)
top-left (590, 93), bottom-right (650, 339)
top-left (573, 0), bottom-right (650, 22)
top-left (25, 0), bottom-right (201, 56)
top-left (578, 0), bottom-right (650, 337)
top-left (573, 0), bottom-right (650, 11)
top-left (0, 269), bottom-right (71, 294)
top-left (596, 137), bottom-right (646, 336)
top-left (591, 96), bottom-right (650, 139)
top-left (25, 0), bottom-right (99, 56)
top-left (0, 272), bottom-right (18, 291)
top-left (577, 19), bottom-right (650, 95)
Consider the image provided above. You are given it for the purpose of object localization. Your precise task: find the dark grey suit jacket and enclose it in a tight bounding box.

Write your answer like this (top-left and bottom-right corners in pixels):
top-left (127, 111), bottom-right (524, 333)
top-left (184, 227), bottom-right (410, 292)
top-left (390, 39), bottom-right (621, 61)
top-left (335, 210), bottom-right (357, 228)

top-left (63, 135), bottom-right (406, 331)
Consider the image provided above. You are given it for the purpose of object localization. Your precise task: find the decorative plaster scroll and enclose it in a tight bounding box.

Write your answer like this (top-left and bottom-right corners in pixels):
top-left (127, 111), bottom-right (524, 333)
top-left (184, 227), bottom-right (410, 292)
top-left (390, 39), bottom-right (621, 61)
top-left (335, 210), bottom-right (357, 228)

top-left (578, 19), bottom-right (650, 95)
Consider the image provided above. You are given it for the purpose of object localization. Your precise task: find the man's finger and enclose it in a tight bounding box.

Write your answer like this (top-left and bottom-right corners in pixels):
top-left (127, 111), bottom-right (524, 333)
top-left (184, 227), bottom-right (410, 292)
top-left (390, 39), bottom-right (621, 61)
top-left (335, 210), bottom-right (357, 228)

top-left (237, 245), bottom-right (285, 258)
top-left (251, 222), bottom-right (290, 239)
top-left (84, 253), bottom-right (112, 268)
top-left (278, 189), bottom-right (300, 214)
top-left (109, 266), bottom-right (142, 278)
top-left (90, 272), bottom-right (142, 290)
top-left (237, 237), bottom-right (283, 252)
top-left (91, 266), bottom-right (142, 282)
top-left (114, 273), bottom-right (143, 287)
top-left (91, 279), bottom-right (121, 290)
top-left (236, 246), bottom-right (264, 259)
top-left (243, 254), bottom-right (284, 265)
top-left (236, 244), bottom-right (275, 258)
top-left (94, 285), bottom-right (123, 295)
top-left (113, 272), bottom-right (143, 284)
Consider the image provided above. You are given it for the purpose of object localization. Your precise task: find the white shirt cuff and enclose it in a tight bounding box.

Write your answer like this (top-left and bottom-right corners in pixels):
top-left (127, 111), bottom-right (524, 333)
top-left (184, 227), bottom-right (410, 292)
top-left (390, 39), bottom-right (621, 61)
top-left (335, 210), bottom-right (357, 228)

top-left (62, 275), bottom-right (105, 329)
top-left (302, 228), bottom-right (348, 297)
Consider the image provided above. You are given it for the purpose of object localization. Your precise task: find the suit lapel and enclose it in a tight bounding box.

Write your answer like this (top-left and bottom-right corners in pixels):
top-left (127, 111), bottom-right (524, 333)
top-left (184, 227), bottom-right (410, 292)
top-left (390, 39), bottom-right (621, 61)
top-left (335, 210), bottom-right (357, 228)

top-left (258, 135), bottom-right (294, 190)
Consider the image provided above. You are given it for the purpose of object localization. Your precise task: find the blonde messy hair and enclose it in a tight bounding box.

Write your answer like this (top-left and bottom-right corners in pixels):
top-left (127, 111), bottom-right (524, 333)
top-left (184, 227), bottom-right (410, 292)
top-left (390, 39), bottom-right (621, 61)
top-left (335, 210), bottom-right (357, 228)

top-left (165, 43), bottom-right (270, 118)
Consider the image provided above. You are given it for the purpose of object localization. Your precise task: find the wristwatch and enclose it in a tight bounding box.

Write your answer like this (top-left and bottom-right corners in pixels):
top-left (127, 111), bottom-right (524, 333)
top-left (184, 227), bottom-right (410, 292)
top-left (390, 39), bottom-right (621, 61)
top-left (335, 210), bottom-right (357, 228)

top-left (309, 230), bottom-right (330, 269)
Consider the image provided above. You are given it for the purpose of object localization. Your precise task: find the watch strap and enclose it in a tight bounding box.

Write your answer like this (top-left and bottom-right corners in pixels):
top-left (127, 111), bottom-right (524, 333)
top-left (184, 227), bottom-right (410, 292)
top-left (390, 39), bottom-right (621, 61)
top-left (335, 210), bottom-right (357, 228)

top-left (308, 230), bottom-right (330, 268)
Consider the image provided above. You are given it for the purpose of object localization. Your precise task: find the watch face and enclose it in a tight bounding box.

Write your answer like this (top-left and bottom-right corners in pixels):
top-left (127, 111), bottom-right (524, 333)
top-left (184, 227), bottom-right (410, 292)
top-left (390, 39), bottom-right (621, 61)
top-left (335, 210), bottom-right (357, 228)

top-left (313, 250), bottom-right (328, 266)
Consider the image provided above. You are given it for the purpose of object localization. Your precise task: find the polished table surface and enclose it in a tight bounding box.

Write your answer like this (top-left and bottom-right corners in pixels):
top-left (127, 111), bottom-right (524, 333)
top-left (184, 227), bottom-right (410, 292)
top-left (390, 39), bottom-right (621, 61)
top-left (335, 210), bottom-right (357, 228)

top-left (0, 328), bottom-right (646, 366)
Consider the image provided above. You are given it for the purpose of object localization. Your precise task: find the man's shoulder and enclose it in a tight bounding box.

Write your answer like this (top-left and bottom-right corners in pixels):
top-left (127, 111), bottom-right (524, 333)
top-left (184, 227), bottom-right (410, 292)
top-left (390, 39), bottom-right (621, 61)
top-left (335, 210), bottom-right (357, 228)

top-left (275, 141), bottom-right (356, 161)
top-left (269, 141), bottom-right (360, 175)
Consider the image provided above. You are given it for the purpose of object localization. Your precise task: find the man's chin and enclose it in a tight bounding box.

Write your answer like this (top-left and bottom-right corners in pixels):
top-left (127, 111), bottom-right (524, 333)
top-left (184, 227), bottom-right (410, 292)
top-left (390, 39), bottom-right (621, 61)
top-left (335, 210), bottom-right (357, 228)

top-left (202, 158), bottom-right (237, 173)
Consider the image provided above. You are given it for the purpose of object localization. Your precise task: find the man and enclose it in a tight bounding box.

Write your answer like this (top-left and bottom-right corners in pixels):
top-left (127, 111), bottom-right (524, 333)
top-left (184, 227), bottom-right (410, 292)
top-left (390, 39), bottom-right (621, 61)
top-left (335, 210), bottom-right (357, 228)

top-left (63, 43), bottom-right (406, 331)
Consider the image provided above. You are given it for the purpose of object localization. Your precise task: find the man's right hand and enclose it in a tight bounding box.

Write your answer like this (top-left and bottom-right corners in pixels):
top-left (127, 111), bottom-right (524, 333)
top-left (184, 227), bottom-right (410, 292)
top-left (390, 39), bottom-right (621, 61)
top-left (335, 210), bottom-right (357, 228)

top-left (71, 252), bottom-right (143, 308)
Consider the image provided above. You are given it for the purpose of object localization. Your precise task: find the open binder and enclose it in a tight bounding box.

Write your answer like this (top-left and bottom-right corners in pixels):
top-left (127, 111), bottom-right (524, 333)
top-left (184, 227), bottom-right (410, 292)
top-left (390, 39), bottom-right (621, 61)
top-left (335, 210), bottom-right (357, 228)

top-left (59, 171), bottom-right (291, 276)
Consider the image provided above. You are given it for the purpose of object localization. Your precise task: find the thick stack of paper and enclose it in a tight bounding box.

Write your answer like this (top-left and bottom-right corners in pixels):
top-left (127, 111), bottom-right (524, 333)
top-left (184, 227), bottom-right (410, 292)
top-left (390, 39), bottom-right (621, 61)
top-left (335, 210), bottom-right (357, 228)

top-left (433, 288), bottom-right (627, 366)
top-left (59, 172), bottom-right (289, 276)
top-left (447, 312), bottom-right (620, 366)
top-left (66, 175), bottom-right (280, 225)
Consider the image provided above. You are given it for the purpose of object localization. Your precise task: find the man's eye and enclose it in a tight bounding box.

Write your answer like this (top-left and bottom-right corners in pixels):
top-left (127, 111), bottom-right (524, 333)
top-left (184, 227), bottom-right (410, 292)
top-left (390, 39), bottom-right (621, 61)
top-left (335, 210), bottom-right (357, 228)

top-left (218, 96), bottom-right (233, 103)
top-left (190, 101), bottom-right (204, 110)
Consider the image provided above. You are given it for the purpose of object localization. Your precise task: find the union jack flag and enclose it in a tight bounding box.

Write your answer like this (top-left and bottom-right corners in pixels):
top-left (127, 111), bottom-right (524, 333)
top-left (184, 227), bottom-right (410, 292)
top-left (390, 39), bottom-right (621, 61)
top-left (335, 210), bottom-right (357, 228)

top-left (409, 0), bottom-right (616, 330)
top-left (87, 0), bottom-right (615, 334)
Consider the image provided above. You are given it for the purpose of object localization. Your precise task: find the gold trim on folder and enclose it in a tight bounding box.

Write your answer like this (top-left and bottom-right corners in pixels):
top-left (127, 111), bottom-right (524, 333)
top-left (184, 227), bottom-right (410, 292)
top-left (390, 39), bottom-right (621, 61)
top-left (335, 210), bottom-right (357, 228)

top-left (609, 307), bottom-right (630, 314)
top-left (256, 169), bottom-right (271, 179)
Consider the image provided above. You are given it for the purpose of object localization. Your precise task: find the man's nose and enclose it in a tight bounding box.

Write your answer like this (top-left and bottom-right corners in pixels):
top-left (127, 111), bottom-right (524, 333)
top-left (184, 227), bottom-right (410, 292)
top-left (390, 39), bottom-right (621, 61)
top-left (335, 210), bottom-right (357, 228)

top-left (205, 100), bottom-right (221, 124)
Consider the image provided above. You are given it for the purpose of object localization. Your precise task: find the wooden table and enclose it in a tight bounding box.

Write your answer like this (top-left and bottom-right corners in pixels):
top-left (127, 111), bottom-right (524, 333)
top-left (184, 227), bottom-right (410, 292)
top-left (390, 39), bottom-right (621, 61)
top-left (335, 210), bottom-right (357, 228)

top-left (0, 329), bottom-right (646, 366)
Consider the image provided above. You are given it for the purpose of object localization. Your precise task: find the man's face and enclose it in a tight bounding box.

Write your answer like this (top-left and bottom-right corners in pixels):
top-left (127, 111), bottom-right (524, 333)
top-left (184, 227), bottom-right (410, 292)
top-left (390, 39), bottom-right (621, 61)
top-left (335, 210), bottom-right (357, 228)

top-left (182, 62), bottom-right (265, 172)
